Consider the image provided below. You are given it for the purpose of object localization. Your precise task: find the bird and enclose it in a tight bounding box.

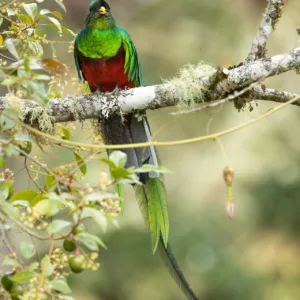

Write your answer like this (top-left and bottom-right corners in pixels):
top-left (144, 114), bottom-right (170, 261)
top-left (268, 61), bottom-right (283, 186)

top-left (74, 1), bottom-right (198, 299)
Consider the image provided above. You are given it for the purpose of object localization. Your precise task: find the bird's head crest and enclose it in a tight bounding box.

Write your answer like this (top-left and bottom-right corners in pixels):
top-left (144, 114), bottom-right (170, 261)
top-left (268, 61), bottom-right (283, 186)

top-left (86, 0), bottom-right (114, 28)
top-left (89, 0), bottom-right (111, 14)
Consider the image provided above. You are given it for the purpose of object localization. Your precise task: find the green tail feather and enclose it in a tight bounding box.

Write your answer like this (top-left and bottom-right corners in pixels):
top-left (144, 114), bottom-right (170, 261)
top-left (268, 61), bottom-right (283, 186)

top-left (134, 178), bottom-right (198, 300)
top-left (135, 177), bottom-right (169, 253)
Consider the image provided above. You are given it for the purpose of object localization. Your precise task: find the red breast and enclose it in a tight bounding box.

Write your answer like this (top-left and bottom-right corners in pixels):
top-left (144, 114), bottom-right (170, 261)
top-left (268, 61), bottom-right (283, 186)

top-left (77, 45), bottom-right (135, 92)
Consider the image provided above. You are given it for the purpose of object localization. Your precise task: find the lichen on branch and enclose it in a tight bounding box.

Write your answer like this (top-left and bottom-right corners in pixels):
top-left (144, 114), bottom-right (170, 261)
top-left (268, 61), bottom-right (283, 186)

top-left (163, 62), bottom-right (216, 109)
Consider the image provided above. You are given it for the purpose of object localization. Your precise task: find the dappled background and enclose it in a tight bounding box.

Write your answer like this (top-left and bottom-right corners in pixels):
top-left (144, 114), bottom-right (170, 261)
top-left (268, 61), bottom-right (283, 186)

top-left (3, 0), bottom-right (300, 299)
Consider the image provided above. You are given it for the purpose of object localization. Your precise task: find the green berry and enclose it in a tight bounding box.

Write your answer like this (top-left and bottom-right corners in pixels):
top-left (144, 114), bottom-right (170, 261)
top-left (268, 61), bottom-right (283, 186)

top-left (1, 273), bottom-right (13, 291)
top-left (68, 255), bottom-right (86, 273)
top-left (63, 239), bottom-right (76, 252)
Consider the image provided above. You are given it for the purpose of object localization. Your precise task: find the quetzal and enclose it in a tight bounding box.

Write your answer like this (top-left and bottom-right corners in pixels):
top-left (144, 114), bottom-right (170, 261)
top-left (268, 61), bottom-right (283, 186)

top-left (74, 1), bottom-right (198, 299)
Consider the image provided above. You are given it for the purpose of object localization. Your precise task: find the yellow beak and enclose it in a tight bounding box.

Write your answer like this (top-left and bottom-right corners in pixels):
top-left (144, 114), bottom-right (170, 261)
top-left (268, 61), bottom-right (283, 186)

top-left (98, 6), bottom-right (106, 15)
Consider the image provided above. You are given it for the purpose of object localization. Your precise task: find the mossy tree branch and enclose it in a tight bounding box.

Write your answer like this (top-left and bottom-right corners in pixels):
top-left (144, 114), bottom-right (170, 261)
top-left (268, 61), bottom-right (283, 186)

top-left (1, 47), bottom-right (300, 123)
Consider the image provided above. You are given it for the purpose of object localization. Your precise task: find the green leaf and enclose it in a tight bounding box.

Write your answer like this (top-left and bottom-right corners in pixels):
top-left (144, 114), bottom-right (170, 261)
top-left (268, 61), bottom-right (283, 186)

top-left (0, 14), bottom-right (3, 27)
top-left (4, 144), bottom-right (18, 157)
top-left (23, 3), bottom-right (38, 20)
top-left (2, 258), bottom-right (21, 268)
top-left (44, 24), bottom-right (76, 36)
top-left (81, 207), bottom-right (107, 232)
top-left (0, 154), bottom-right (5, 168)
top-left (45, 174), bottom-right (56, 191)
top-left (54, 0), bottom-right (67, 13)
top-left (50, 279), bottom-right (71, 294)
top-left (76, 234), bottom-right (98, 251)
top-left (0, 202), bottom-right (19, 220)
top-left (34, 199), bottom-right (63, 217)
top-left (31, 193), bottom-right (43, 206)
top-left (48, 16), bottom-right (62, 32)
top-left (35, 30), bottom-right (46, 38)
top-left (14, 134), bottom-right (32, 143)
top-left (76, 232), bottom-right (106, 251)
top-left (47, 220), bottom-right (71, 235)
top-left (6, 8), bottom-right (15, 16)
top-left (73, 152), bottom-right (87, 176)
top-left (0, 108), bottom-right (16, 130)
top-left (11, 271), bottom-right (36, 284)
top-left (33, 74), bottom-right (50, 81)
top-left (57, 125), bottom-right (71, 140)
top-left (0, 179), bottom-right (14, 200)
top-left (29, 262), bottom-right (39, 271)
top-left (39, 9), bottom-right (62, 20)
top-left (5, 39), bottom-right (20, 60)
top-left (41, 256), bottom-right (53, 277)
top-left (135, 165), bottom-right (171, 174)
top-left (111, 167), bottom-right (132, 180)
top-left (0, 187), bottom-right (10, 201)
top-left (100, 158), bottom-right (117, 169)
top-left (10, 190), bottom-right (37, 203)
top-left (117, 173), bottom-right (141, 185)
top-left (17, 14), bottom-right (32, 23)
top-left (12, 200), bottom-right (30, 208)
top-left (48, 193), bottom-right (75, 210)
top-left (109, 151), bottom-right (127, 168)
top-left (28, 41), bottom-right (43, 57)
top-left (20, 242), bottom-right (36, 260)
top-left (114, 184), bottom-right (124, 214)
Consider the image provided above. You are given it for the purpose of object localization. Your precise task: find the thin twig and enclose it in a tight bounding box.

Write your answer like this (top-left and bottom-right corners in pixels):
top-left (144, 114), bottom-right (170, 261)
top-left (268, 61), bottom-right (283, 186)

top-left (170, 82), bottom-right (261, 115)
top-left (48, 237), bottom-right (55, 256)
top-left (15, 147), bottom-right (62, 194)
top-left (3, 95), bottom-right (300, 150)
top-left (24, 157), bottom-right (44, 192)
top-left (0, 53), bottom-right (16, 62)
top-left (0, 0), bottom-right (18, 11)
top-left (14, 220), bottom-right (67, 241)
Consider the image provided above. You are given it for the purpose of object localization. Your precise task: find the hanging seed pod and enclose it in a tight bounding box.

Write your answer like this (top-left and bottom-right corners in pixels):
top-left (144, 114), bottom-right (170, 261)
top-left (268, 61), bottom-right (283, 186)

top-left (226, 200), bottom-right (235, 220)
top-left (223, 166), bottom-right (234, 186)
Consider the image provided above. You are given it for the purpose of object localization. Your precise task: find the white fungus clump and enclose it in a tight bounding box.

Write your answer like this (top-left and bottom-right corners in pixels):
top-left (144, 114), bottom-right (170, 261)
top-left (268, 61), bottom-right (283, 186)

top-left (164, 61), bottom-right (216, 109)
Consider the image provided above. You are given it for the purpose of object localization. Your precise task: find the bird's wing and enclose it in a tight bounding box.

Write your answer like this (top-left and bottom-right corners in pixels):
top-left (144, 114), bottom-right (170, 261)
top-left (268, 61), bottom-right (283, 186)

top-left (119, 27), bottom-right (144, 87)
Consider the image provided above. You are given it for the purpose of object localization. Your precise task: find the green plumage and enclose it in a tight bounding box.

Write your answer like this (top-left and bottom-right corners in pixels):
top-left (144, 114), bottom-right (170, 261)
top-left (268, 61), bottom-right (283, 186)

top-left (75, 25), bottom-right (143, 86)
top-left (135, 177), bottom-right (169, 253)
top-left (135, 181), bottom-right (198, 300)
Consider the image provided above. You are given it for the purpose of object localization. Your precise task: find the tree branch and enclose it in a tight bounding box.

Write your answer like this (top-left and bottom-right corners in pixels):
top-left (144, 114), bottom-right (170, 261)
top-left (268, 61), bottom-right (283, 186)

top-left (251, 87), bottom-right (300, 105)
top-left (247, 0), bottom-right (285, 61)
top-left (0, 47), bottom-right (300, 122)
